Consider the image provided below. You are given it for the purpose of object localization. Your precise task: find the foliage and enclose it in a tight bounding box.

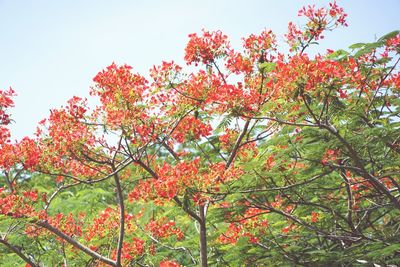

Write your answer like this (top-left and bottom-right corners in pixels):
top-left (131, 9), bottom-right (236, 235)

top-left (1, 2), bottom-right (400, 266)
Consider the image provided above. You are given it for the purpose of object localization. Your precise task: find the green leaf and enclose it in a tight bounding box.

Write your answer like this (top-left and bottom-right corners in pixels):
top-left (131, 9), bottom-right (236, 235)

top-left (377, 30), bottom-right (400, 43)
top-left (354, 42), bottom-right (381, 58)
top-left (259, 62), bottom-right (276, 72)
top-left (326, 49), bottom-right (349, 60)
top-left (349, 43), bottom-right (366, 50)
top-left (216, 115), bottom-right (233, 132)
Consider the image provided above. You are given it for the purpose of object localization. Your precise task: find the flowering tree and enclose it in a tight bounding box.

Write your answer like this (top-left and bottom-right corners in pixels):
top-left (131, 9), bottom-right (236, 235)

top-left (1, 2), bottom-right (400, 266)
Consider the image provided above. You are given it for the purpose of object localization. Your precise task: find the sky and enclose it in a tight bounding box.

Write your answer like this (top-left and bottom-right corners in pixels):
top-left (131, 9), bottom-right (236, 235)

top-left (0, 0), bottom-right (399, 140)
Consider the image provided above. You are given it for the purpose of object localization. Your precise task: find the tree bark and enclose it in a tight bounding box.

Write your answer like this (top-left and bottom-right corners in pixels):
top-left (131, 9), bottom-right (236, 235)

top-left (199, 205), bottom-right (208, 267)
top-left (36, 220), bottom-right (116, 266)
top-left (113, 172), bottom-right (125, 267)
top-left (0, 238), bottom-right (39, 267)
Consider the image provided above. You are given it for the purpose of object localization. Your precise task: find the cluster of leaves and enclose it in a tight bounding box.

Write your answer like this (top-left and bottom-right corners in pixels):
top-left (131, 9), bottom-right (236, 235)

top-left (1, 2), bottom-right (400, 266)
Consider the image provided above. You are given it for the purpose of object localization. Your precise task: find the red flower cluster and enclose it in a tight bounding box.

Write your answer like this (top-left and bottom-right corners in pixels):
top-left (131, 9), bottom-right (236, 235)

top-left (0, 87), bottom-right (15, 125)
top-left (386, 34), bottom-right (400, 51)
top-left (172, 115), bottom-right (212, 143)
top-left (85, 207), bottom-right (119, 242)
top-left (218, 222), bottom-right (260, 245)
top-left (272, 54), bottom-right (359, 101)
top-left (179, 70), bottom-right (217, 105)
top-left (145, 217), bottom-right (184, 240)
top-left (33, 97), bottom-right (113, 179)
top-left (117, 238), bottom-right (145, 261)
top-left (129, 158), bottom-right (243, 203)
top-left (92, 63), bottom-right (149, 129)
top-left (285, 1), bottom-right (347, 50)
top-left (160, 260), bottom-right (181, 267)
top-left (0, 88), bottom-right (15, 145)
top-left (286, 22), bottom-right (303, 50)
top-left (129, 160), bottom-right (200, 201)
top-left (150, 61), bottom-right (183, 88)
top-left (242, 29), bottom-right (277, 62)
top-left (0, 194), bottom-right (35, 218)
top-left (388, 72), bottom-right (400, 90)
top-left (311, 212), bottom-right (320, 223)
top-left (219, 206), bottom-right (268, 245)
top-left (328, 1), bottom-right (348, 26)
top-left (225, 51), bottom-right (253, 75)
top-left (93, 63), bottom-right (148, 102)
top-left (321, 149), bottom-right (340, 165)
top-left (25, 212), bottom-right (84, 240)
top-left (184, 30), bottom-right (230, 65)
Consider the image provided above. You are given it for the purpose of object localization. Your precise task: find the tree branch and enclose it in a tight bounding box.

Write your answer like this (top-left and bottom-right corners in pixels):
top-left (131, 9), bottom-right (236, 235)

top-left (113, 171), bottom-right (125, 267)
top-left (0, 238), bottom-right (39, 267)
top-left (36, 220), bottom-right (116, 266)
top-left (226, 119), bottom-right (251, 169)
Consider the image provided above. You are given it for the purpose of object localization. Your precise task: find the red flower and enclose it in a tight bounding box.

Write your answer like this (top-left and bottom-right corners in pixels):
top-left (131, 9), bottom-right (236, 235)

top-left (160, 260), bottom-right (181, 267)
top-left (311, 212), bottom-right (320, 223)
top-left (184, 30), bottom-right (230, 65)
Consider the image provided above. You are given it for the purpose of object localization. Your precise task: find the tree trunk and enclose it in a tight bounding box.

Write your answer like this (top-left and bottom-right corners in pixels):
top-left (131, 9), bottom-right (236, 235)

top-left (199, 205), bottom-right (208, 267)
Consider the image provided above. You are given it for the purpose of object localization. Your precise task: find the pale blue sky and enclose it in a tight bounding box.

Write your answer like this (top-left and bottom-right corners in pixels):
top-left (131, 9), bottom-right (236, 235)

top-left (1, 0), bottom-right (399, 140)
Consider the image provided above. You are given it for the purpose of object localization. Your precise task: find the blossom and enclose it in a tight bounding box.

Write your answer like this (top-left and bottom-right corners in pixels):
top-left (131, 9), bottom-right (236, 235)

top-left (184, 30), bottom-right (230, 65)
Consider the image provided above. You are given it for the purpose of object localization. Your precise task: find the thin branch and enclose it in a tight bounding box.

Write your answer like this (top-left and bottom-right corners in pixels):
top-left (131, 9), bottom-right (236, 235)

top-left (320, 123), bottom-right (400, 209)
top-left (238, 171), bottom-right (332, 193)
top-left (45, 182), bottom-right (81, 211)
top-left (35, 220), bottom-right (116, 266)
top-left (0, 238), bottom-right (39, 267)
top-left (134, 220), bottom-right (197, 264)
top-left (241, 114), bottom-right (319, 128)
top-left (212, 61), bottom-right (227, 85)
top-left (226, 119), bottom-right (251, 168)
top-left (160, 140), bottom-right (180, 161)
top-left (340, 169), bottom-right (357, 233)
